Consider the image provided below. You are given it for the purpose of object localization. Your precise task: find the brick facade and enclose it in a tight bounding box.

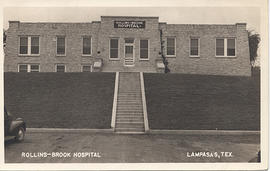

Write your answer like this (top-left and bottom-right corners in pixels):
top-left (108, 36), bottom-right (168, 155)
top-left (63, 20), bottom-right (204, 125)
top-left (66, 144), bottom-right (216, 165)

top-left (4, 16), bottom-right (251, 76)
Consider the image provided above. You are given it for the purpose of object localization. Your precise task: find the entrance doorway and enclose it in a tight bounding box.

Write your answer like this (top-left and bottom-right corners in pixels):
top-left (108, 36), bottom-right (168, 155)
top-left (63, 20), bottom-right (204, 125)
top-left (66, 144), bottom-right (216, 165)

top-left (124, 38), bottom-right (135, 66)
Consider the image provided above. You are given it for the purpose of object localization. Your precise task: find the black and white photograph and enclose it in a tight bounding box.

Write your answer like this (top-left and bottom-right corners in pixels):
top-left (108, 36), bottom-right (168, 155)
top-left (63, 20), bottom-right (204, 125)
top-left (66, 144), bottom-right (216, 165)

top-left (0, 0), bottom-right (268, 170)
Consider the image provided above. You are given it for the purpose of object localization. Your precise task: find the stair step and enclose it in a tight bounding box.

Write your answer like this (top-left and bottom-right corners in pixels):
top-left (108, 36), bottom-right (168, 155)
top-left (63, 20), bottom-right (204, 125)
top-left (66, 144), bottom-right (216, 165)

top-left (115, 128), bottom-right (145, 132)
top-left (116, 123), bottom-right (144, 128)
top-left (116, 115), bottom-right (144, 118)
top-left (116, 119), bottom-right (144, 123)
top-left (117, 121), bottom-right (144, 124)
top-left (117, 110), bottom-right (143, 113)
top-left (117, 105), bottom-right (142, 107)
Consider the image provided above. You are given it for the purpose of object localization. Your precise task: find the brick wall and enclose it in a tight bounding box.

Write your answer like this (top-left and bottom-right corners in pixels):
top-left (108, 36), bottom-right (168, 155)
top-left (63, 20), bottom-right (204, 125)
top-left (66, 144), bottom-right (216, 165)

top-left (161, 23), bottom-right (251, 76)
top-left (5, 17), bottom-right (251, 76)
top-left (5, 22), bottom-right (100, 72)
top-left (98, 16), bottom-right (160, 72)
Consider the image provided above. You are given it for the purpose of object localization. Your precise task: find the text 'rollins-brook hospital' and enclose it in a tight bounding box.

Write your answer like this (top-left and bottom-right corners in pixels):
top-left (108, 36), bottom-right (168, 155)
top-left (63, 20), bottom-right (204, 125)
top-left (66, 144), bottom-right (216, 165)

top-left (4, 16), bottom-right (251, 76)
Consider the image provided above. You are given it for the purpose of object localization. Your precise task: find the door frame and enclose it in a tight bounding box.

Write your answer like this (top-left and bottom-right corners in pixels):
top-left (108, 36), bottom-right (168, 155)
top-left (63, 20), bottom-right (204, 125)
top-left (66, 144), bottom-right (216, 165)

top-left (124, 39), bottom-right (135, 67)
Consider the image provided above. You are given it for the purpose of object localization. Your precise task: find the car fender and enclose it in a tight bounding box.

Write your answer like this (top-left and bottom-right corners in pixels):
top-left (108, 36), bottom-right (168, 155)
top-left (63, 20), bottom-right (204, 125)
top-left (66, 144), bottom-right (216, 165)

top-left (9, 120), bottom-right (26, 136)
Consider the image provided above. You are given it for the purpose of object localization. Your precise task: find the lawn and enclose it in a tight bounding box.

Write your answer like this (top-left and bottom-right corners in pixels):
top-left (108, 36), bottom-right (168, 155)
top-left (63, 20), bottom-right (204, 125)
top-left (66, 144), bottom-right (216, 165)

top-left (4, 72), bottom-right (115, 129)
top-left (144, 72), bottom-right (260, 130)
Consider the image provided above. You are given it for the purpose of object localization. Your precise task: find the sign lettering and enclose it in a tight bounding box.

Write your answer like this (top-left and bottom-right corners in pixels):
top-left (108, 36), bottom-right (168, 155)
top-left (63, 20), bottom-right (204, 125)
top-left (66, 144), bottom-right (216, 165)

top-left (114, 21), bottom-right (145, 28)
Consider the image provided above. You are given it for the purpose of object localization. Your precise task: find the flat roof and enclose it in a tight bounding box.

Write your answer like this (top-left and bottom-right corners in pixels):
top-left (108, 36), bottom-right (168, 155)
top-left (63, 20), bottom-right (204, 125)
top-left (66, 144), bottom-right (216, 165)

top-left (101, 16), bottom-right (159, 19)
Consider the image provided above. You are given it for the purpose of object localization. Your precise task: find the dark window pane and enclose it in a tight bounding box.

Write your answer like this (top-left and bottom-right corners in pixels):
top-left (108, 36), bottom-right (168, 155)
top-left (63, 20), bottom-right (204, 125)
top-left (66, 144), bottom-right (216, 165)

top-left (227, 39), bottom-right (235, 56)
top-left (167, 38), bottom-right (175, 55)
top-left (227, 39), bottom-right (235, 48)
top-left (191, 49), bottom-right (199, 56)
top-left (227, 49), bottom-right (235, 56)
top-left (31, 37), bottom-right (39, 46)
top-left (83, 37), bottom-right (91, 55)
top-left (140, 49), bottom-right (148, 58)
top-left (110, 39), bottom-right (118, 48)
top-left (57, 37), bottom-right (65, 54)
top-left (110, 49), bottom-right (118, 58)
top-left (216, 39), bottom-right (224, 56)
top-left (83, 48), bottom-right (91, 54)
top-left (31, 37), bottom-right (39, 54)
top-left (125, 46), bottom-right (133, 54)
top-left (56, 65), bottom-right (65, 72)
top-left (167, 38), bottom-right (175, 47)
top-left (140, 40), bottom-right (148, 48)
top-left (190, 38), bottom-right (199, 56)
top-left (19, 65), bottom-right (27, 72)
top-left (20, 46), bottom-right (28, 54)
top-left (125, 38), bottom-right (134, 43)
top-left (167, 47), bottom-right (175, 56)
top-left (31, 46), bottom-right (39, 54)
top-left (216, 48), bottom-right (224, 56)
top-left (20, 37), bottom-right (28, 54)
top-left (30, 65), bottom-right (39, 72)
top-left (191, 39), bottom-right (198, 47)
top-left (82, 65), bottom-right (91, 72)
top-left (57, 47), bottom-right (65, 54)
top-left (20, 37), bottom-right (28, 46)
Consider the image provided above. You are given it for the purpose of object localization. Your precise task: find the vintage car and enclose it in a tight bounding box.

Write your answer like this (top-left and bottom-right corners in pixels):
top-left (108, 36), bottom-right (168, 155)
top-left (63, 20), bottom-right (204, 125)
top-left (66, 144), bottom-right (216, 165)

top-left (4, 107), bottom-right (26, 142)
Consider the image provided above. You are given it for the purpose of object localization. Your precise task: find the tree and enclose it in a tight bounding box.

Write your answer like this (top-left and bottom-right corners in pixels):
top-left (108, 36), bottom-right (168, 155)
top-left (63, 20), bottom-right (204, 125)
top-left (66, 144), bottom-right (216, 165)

top-left (159, 30), bottom-right (170, 73)
top-left (248, 30), bottom-right (260, 66)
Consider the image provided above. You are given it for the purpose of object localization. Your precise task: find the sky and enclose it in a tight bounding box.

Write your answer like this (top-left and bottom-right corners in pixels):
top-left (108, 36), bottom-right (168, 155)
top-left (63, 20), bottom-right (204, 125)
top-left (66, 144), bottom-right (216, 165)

top-left (3, 7), bottom-right (261, 33)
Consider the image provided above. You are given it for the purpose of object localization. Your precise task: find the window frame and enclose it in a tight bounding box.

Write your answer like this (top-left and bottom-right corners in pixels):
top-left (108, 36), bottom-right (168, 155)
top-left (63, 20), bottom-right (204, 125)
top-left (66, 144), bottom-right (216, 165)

top-left (18, 36), bottom-right (40, 56)
top-left (55, 64), bottom-right (66, 72)
top-left (81, 64), bottom-right (93, 72)
top-left (18, 64), bottom-right (40, 72)
top-left (109, 38), bottom-right (120, 60)
top-left (189, 37), bottom-right (200, 57)
top-left (82, 36), bottom-right (92, 56)
top-left (215, 37), bottom-right (236, 57)
top-left (139, 39), bottom-right (150, 60)
top-left (166, 37), bottom-right (176, 57)
top-left (56, 36), bottom-right (66, 56)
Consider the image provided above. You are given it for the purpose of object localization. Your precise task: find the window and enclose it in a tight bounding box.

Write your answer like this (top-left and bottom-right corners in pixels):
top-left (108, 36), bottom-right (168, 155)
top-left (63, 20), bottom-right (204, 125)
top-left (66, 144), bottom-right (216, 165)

top-left (19, 37), bottom-right (28, 54)
top-left (82, 64), bottom-right (92, 72)
top-left (166, 37), bottom-right (176, 56)
top-left (19, 36), bottom-right (39, 55)
top-left (216, 39), bottom-right (225, 56)
top-left (56, 64), bottom-right (66, 72)
top-left (57, 36), bottom-right (66, 55)
top-left (18, 64), bottom-right (28, 72)
top-left (216, 38), bottom-right (236, 57)
top-left (140, 39), bottom-right (149, 59)
top-left (18, 64), bottom-right (40, 72)
top-left (227, 38), bottom-right (236, 56)
top-left (190, 38), bottom-right (200, 57)
top-left (31, 37), bottom-right (39, 54)
top-left (82, 37), bottom-right (91, 55)
top-left (110, 38), bottom-right (119, 59)
top-left (30, 64), bottom-right (40, 72)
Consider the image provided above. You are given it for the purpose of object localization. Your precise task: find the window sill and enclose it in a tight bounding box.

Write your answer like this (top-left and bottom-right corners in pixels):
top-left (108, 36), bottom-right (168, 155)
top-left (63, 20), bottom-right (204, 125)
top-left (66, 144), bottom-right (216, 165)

top-left (18, 54), bottom-right (40, 57)
top-left (109, 58), bottom-right (120, 61)
top-left (82, 54), bottom-right (92, 57)
top-left (139, 58), bottom-right (149, 61)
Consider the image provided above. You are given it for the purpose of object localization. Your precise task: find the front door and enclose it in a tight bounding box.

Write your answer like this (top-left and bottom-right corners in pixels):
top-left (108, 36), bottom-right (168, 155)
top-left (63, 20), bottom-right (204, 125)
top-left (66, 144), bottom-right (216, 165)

top-left (124, 38), bottom-right (135, 66)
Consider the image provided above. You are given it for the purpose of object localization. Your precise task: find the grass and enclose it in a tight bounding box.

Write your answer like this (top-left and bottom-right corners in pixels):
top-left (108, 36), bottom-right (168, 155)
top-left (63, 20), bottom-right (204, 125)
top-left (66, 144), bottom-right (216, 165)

top-left (4, 72), bottom-right (115, 129)
top-left (144, 72), bottom-right (260, 130)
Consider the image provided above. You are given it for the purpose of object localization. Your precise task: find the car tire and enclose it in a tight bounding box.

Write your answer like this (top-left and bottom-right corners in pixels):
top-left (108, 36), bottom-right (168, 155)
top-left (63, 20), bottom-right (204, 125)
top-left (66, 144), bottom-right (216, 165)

top-left (15, 127), bottom-right (25, 142)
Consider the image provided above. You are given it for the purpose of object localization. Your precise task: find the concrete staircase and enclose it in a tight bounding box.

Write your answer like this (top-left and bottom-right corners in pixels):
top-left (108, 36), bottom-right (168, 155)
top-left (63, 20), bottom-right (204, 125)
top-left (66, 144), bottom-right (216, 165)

top-left (114, 72), bottom-right (145, 133)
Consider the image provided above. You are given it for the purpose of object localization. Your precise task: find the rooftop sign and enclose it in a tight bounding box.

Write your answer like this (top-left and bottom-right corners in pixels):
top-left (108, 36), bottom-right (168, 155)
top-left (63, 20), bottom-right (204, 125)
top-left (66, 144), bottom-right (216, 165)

top-left (114, 21), bottom-right (145, 28)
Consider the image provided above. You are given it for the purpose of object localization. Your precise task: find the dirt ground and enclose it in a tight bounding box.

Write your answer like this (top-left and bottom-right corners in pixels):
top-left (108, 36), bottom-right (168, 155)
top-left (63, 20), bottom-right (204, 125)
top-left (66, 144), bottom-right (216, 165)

top-left (5, 132), bottom-right (260, 163)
